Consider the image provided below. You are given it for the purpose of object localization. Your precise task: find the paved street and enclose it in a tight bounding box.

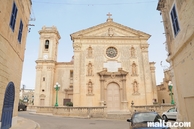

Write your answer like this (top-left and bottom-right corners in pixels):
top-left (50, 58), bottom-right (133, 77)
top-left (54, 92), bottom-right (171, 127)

top-left (18, 111), bottom-right (129, 129)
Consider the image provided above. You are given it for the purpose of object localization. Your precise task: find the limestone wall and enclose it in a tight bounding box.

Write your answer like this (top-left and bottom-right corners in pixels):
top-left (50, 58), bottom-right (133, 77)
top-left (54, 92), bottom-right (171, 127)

top-left (72, 37), bottom-right (156, 109)
top-left (54, 63), bottom-right (74, 106)
top-left (0, 0), bottom-right (31, 120)
top-left (158, 0), bottom-right (194, 124)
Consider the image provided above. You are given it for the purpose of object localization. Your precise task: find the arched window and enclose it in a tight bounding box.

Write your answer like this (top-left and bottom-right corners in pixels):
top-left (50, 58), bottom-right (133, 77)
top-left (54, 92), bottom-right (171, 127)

top-left (45, 40), bottom-right (49, 49)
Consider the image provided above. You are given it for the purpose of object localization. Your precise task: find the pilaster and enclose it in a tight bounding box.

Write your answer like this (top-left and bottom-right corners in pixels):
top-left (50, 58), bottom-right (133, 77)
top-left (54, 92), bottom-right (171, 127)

top-left (73, 40), bottom-right (82, 106)
top-left (100, 75), bottom-right (105, 106)
top-left (150, 62), bottom-right (158, 100)
top-left (121, 76), bottom-right (128, 111)
top-left (34, 65), bottom-right (42, 106)
top-left (141, 44), bottom-right (153, 105)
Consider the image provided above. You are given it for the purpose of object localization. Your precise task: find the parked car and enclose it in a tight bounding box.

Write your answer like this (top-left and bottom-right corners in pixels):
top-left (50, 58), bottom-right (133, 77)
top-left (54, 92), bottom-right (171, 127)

top-left (162, 107), bottom-right (177, 121)
top-left (127, 111), bottom-right (170, 129)
top-left (18, 102), bottom-right (27, 111)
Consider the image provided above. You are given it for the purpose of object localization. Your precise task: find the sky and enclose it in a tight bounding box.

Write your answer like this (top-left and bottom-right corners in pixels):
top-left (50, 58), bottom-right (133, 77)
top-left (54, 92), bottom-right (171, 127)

top-left (21, 0), bottom-right (169, 89)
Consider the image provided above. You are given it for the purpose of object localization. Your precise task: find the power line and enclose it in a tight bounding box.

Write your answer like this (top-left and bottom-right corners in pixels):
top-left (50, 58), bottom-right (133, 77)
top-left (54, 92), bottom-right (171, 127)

top-left (32, 0), bottom-right (157, 6)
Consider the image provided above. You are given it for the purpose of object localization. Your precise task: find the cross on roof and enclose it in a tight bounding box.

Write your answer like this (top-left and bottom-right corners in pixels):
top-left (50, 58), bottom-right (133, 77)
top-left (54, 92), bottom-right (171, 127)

top-left (107, 12), bottom-right (112, 19)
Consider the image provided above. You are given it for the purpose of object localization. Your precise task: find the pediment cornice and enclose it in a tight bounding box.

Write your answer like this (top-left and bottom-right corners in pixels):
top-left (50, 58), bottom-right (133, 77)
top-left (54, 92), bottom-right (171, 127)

top-left (71, 20), bottom-right (150, 41)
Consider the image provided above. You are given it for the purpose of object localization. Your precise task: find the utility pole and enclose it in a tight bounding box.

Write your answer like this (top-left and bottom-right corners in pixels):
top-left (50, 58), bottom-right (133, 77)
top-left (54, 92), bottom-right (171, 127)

top-left (22, 84), bottom-right (25, 101)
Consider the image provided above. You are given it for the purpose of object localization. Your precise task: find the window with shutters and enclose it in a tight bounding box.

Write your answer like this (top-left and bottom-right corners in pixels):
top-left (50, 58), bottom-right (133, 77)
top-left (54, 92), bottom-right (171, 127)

top-left (18, 20), bottom-right (23, 43)
top-left (10, 2), bottom-right (18, 32)
top-left (170, 5), bottom-right (180, 36)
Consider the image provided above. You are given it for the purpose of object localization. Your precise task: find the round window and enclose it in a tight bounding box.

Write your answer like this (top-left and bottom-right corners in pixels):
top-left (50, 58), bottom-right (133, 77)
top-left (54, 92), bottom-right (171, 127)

top-left (106, 47), bottom-right (118, 58)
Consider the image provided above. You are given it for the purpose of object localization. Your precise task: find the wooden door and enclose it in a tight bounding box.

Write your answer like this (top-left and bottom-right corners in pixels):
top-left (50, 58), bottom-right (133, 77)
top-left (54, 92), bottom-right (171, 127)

top-left (107, 83), bottom-right (120, 111)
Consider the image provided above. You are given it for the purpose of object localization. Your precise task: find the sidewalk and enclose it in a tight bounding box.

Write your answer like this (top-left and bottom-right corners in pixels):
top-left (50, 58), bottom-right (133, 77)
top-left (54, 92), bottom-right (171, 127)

top-left (10, 117), bottom-right (40, 129)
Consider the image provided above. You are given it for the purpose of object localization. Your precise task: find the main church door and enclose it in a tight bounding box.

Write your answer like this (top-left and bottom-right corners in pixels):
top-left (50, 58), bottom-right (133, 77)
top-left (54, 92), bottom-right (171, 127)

top-left (107, 83), bottom-right (120, 111)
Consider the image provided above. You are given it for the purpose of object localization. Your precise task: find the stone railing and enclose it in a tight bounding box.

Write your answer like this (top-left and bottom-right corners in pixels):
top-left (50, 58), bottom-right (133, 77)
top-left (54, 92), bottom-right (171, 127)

top-left (131, 104), bottom-right (176, 115)
top-left (36, 106), bottom-right (106, 118)
top-left (28, 104), bottom-right (174, 119)
top-left (27, 105), bottom-right (37, 111)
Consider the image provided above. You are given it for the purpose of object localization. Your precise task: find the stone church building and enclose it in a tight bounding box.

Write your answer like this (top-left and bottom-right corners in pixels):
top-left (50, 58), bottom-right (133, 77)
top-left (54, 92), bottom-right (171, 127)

top-left (34, 15), bottom-right (157, 112)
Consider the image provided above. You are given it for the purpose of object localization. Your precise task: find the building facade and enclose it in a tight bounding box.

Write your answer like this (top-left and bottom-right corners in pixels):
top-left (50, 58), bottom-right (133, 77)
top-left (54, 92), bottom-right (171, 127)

top-left (34, 16), bottom-right (158, 112)
top-left (157, 69), bottom-right (174, 104)
top-left (157, 0), bottom-right (194, 127)
top-left (0, 0), bottom-right (32, 126)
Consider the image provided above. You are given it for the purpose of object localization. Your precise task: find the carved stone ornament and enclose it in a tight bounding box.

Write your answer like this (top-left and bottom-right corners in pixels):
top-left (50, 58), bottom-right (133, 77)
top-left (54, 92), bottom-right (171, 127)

top-left (111, 73), bottom-right (116, 78)
top-left (73, 43), bottom-right (81, 51)
top-left (108, 28), bottom-right (114, 36)
top-left (106, 47), bottom-right (118, 58)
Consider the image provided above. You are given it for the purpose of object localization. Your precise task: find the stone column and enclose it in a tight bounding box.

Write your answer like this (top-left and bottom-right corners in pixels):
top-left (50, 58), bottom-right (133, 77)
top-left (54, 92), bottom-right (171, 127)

top-left (100, 75), bottom-right (105, 106)
top-left (121, 75), bottom-right (128, 111)
top-left (122, 76), bottom-right (127, 101)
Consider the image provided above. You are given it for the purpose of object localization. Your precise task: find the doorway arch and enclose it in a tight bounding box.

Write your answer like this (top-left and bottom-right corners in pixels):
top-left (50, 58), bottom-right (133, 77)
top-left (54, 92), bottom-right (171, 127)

top-left (106, 82), bottom-right (120, 111)
top-left (1, 82), bottom-right (15, 129)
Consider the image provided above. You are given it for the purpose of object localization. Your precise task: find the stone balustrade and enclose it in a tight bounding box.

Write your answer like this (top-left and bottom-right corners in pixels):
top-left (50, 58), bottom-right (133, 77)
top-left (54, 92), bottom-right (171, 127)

top-left (27, 104), bottom-right (175, 119)
top-left (34, 106), bottom-right (106, 118)
top-left (131, 104), bottom-right (176, 115)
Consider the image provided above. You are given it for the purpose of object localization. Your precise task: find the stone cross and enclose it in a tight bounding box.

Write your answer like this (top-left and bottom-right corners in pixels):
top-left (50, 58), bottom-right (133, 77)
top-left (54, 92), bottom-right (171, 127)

top-left (107, 12), bottom-right (112, 19)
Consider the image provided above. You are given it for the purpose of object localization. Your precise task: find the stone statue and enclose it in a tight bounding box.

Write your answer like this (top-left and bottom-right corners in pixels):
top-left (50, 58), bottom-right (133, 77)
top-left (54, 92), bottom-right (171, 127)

top-left (132, 62), bottom-right (137, 75)
top-left (88, 80), bottom-right (93, 94)
top-left (88, 63), bottom-right (93, 76)
top-left (88, 46), bottom-right (92, 58)
top-left (131, 47), bottom-right (135, 57)
top-left (133, 80), bottom-right (138, 93)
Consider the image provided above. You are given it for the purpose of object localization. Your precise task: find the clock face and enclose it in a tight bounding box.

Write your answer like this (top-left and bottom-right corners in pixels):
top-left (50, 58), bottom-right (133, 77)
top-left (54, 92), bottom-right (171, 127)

top-left (43, 54), bottom-right (48, 59)
top-left (106, 47), bottom-right (117, 58)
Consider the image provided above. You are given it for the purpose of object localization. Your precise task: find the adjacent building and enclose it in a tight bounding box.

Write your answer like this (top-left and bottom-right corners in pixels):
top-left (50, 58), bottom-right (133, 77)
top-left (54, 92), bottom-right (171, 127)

top-left (157, 69), bottom-right (174, 104)
top-left (20, 89), bottom-right (34, 105)
top-left (34, 15), bottom-right (158, 112)
top-left (0, 0), bottom-right (32, 127)
top-left (157, 0), bottom-right (194, 126)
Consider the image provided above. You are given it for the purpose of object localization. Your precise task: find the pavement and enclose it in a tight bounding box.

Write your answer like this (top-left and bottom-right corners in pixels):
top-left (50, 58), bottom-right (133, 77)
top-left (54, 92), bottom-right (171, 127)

top-left (10, 111), bottom-right (178, 129)
top-left (10, 116), bottom-right (40, 129)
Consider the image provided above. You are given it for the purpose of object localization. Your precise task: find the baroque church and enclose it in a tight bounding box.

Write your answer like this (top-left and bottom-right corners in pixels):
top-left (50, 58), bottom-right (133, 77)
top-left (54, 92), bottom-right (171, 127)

top-left (34, 14), bottom-right (157, 112)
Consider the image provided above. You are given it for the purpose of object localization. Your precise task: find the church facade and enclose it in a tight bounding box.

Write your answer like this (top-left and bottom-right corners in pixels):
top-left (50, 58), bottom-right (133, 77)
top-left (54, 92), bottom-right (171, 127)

top-left (34, 16), bottom-right (157, 111)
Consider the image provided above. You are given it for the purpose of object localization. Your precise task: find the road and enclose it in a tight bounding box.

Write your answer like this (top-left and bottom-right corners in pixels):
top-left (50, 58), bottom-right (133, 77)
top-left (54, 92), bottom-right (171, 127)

top-left (18, 111), bottom-right (129, 129)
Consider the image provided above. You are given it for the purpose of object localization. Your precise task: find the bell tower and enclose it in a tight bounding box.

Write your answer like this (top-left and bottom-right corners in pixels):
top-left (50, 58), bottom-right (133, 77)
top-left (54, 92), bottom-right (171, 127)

top-left (34, 26), bottom-right (61, 106)
top-left (38, 26), bottom-right (61, 61)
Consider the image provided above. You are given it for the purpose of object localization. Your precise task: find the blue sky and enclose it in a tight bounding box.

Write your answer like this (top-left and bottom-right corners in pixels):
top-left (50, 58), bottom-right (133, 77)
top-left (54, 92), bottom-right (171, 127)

top-left (21, 0), bottom-right (169, 89)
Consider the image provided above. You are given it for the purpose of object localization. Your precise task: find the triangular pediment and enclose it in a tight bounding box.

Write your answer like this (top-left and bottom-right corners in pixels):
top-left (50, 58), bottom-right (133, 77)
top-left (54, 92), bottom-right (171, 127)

top-left (71, 20), bottom-right (150, 40)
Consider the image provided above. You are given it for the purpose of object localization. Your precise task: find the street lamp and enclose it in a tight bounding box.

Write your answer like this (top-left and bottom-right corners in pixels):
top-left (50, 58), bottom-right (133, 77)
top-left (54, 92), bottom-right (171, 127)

top-left (54, 82), bottom-right (60, 107)
top-left (168, 81), bottom-right (175, 105)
